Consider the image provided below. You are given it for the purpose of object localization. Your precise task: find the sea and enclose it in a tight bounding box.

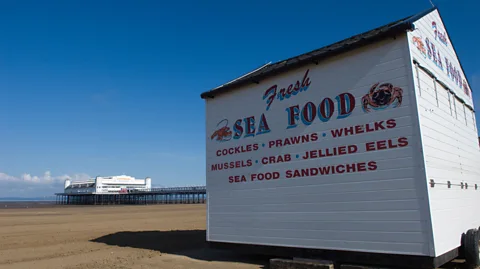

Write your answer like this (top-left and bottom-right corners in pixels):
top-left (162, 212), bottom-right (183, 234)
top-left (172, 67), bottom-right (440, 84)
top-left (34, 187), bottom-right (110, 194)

top-left (0, 198), bottom-right (57, 209)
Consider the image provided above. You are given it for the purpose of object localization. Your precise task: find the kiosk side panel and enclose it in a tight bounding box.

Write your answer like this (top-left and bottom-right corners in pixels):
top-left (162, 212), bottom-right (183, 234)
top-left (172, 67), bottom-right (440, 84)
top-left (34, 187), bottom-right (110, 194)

top-left (205, 34), bottom-right (432, 256)
top-left (407, 9), bottom-right (480, 257)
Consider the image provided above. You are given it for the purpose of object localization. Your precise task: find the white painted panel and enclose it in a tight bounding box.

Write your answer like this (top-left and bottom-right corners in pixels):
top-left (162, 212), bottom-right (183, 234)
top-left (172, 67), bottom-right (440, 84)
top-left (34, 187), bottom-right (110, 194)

top-left (211, 189), bottom-right (420, 205)
top-left (205, 35), bottom-right (433, 256)
top-left (407, 9), bottom-right (480, 257)
top-left (210, 219), bottom-right (424, 233)
top-left (211, 226), bottom-right (427, 243)
top-left (211, 234), bottom-right (429, 255)
top-left (408, 10), bottom-right (473, 108)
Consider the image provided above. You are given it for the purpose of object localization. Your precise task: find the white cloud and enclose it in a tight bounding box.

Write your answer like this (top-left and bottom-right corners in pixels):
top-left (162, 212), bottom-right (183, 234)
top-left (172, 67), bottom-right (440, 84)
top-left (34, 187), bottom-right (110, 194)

top-left (0, 171), bottom-right (89, 185)
top-left (55, 173), bottom-right (91, 182)
top-left (0, 173), bottom-right (17, 182)
top-left (0, 171), bottom-right (91, 197)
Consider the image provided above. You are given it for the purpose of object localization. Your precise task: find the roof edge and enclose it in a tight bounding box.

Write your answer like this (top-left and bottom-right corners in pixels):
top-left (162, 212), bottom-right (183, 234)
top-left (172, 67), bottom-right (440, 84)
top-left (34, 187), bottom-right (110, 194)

top-left (209, 62), bottom-right (272, 92)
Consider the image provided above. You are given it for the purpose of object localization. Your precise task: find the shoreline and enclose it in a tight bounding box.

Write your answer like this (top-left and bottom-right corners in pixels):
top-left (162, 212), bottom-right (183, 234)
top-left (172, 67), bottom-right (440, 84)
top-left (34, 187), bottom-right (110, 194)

top-left (1, 201), bottom-right (59, 209)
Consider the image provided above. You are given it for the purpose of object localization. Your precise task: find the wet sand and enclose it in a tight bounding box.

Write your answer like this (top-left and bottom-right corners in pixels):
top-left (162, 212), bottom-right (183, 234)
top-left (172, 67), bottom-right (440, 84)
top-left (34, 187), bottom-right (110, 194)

top-left (0, 201), bottom-right (56, 209)
top-left (0, 204), bottom-right (266, 269)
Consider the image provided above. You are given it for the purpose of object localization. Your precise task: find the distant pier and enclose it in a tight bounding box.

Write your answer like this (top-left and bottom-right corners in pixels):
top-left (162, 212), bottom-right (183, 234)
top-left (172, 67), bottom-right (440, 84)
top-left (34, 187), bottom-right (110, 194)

top-left (55, 186), bottom-right (207, 205)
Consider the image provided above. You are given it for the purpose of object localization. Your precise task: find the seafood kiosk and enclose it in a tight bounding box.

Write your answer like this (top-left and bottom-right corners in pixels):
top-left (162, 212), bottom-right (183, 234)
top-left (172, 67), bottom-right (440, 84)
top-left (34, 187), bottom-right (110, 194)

top-left (201, 7), bottom-right (480, 269)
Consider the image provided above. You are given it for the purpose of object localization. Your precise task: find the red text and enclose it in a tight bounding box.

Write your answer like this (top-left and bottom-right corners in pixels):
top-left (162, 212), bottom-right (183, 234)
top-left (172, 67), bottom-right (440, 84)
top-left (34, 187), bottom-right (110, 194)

top-left (251, 172), bottom-right (280, 181)
top-left (330, 119), bottom-right (396, 138)
top-left (285, 161), bottom-right (377, 178)
top-left (216, 143), bottom-right (259, 157)
top-left (262, 154), bottom-right (291, 165)
top-left (302, 145), bottom-right (358, 159)
top-left (229, 175), bottom-right (247, 183)
top-left (211, 160), bottom-right (252, 171)
top-left (269, 133), bottom-right (318, 148)
top-left (365, 137), bottom-right (409, 151)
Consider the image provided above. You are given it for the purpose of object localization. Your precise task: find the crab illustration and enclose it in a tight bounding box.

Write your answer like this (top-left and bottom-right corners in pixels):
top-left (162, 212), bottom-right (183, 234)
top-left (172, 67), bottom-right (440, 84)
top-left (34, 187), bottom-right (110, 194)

top-left (211, 119), bottom-right (232, 142)
top-left (412, 36), bottom-right (426, 57)
top-left (362, 82), bottom-right (403, 113)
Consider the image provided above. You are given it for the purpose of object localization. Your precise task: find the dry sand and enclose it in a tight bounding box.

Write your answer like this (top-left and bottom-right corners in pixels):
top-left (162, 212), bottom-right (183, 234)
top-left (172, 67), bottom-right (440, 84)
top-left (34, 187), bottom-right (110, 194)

top-left (0, 204), bottom-right (266, 269)
top-left (0, 204), bottom-right (466, 269)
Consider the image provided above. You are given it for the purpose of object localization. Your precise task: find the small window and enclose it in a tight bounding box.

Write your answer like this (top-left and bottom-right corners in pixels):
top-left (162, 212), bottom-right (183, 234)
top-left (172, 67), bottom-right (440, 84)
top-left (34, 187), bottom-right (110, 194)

top-left (472, 110), bottom-right (477, 131)
top-left (453, 98), bottom-right (458, 119)
top-left (415, 64), bottom-right (422, 96)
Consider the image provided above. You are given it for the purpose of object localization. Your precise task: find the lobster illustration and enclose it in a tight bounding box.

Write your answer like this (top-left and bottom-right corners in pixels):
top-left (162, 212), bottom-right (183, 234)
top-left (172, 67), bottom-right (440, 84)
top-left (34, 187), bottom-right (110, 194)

top-left (211, 119), bottom-right (232, 142)
top-left (412, 36), bottom-right (427, 57)
top-left (362, 82), bottom-right (403, 113)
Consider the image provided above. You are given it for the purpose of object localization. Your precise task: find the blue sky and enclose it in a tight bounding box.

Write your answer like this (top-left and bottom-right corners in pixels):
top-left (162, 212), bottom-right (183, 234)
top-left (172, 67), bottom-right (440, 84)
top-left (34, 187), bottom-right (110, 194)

top-left (1, 0), bottom-right (479, 197)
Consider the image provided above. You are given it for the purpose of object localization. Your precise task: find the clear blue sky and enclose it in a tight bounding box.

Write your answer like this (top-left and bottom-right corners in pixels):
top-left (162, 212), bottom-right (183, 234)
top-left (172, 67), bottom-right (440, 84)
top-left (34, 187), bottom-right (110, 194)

top-left (1, 0), bottom-right (479, 197)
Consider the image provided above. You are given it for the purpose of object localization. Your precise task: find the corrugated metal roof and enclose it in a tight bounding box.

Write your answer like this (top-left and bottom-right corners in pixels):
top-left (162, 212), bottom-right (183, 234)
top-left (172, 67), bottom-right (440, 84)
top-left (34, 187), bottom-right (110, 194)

top-left (200, 7), bottom-right (436, 99)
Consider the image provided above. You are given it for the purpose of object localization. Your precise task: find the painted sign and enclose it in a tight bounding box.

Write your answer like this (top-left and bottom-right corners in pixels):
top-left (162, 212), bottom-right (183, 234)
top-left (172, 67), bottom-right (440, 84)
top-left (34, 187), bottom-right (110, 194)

top-left (211, 76), bottom-right (404, 146)
top-left (432, 21), bottom-right (448, 46)
top-left (263, 69), bottom-right (311, 111)
top-left (204, 34), bottom-right (439, 256)
top-left (208, 64), bottom-right (408, 184)
top-left (361, 82), bottom-right (403, 113)
top-left (409, 13), bottom-right (472, 101)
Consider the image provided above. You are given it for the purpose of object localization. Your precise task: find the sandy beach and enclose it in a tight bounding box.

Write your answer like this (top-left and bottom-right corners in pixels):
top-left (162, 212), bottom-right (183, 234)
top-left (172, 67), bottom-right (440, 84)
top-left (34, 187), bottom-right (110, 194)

top-left (0, 203), bottom-right (467, 269)
top-left (0, 204), bottom-right (266, 269)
